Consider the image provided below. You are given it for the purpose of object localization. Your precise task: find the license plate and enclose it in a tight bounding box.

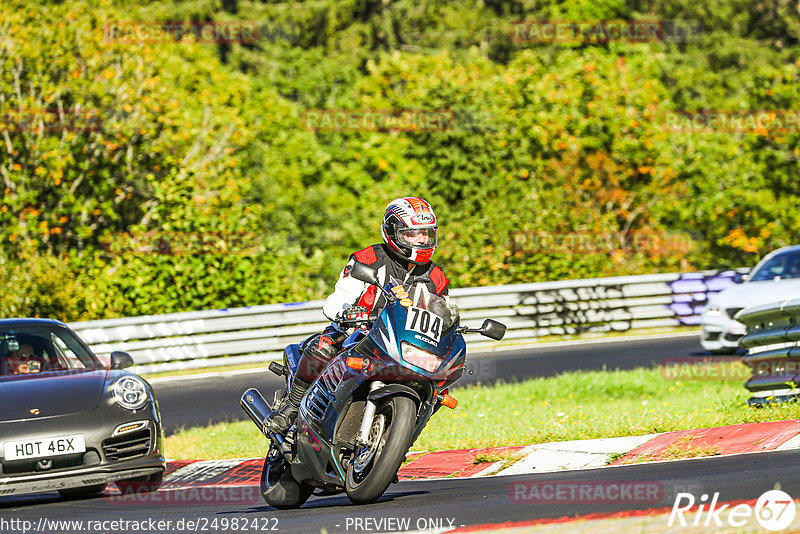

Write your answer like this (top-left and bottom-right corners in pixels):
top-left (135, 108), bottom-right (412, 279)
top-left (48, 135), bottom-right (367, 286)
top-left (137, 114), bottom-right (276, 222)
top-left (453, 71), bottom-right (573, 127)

top-left (4, 434), bottom-right (86, 461)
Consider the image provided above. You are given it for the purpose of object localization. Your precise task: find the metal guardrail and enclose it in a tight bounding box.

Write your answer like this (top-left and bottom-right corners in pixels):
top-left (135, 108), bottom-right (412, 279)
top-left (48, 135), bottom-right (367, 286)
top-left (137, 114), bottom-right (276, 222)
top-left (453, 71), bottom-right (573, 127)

top-left (738, 300), bottom-right (800, 405)
top-left (69, 269), bottom-right (742, 374)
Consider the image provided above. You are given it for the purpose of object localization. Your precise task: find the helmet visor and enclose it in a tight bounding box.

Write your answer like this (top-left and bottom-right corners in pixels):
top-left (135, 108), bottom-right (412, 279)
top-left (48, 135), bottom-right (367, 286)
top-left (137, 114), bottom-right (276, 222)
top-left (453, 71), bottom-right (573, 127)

top-left (396, 227), bottom-right (437, 249)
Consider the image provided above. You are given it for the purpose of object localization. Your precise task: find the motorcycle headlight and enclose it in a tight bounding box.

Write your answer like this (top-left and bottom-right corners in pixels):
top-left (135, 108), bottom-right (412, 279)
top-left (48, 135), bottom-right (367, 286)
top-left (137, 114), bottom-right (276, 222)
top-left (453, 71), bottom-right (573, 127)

top-left (112, 376), bottom-right (149, 410)
top-left (401, 342), bottom-right (442, 373)
top-left (705, 305), bottom-right (722, 317)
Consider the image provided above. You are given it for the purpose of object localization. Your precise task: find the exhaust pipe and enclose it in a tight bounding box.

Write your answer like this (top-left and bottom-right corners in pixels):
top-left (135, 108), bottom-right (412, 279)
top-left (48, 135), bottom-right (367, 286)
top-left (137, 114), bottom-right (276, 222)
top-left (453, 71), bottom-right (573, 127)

top-left (241, 388), bottom-right (272, 431)
top-left (241, 388), bottom-right (295, 463)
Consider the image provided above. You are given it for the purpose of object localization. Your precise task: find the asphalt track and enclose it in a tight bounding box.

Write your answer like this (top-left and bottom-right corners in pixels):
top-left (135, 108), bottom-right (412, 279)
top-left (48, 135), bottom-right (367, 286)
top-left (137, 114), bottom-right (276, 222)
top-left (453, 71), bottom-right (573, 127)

top-left (2, 449), bottom-right (798, 533)
top-left (155, 333), bottom-right (704, 435)
top-left (5, 332), bottom-right (754, 534)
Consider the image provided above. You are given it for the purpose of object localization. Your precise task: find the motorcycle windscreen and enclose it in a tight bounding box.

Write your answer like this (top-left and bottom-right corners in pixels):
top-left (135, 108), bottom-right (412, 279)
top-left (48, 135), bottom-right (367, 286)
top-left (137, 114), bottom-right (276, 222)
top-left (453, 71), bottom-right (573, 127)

top-left (368, 279), bottom-right (462, 377)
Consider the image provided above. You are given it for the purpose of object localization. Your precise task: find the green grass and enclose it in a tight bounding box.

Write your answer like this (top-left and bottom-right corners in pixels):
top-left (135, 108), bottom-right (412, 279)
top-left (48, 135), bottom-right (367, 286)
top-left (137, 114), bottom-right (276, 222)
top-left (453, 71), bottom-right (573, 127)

top-left (166, 420), bottom-right (272, 460)
top-left (163, 364), bottom-right (800, 460)
top-left (618, 436), bottom-right (722, 464)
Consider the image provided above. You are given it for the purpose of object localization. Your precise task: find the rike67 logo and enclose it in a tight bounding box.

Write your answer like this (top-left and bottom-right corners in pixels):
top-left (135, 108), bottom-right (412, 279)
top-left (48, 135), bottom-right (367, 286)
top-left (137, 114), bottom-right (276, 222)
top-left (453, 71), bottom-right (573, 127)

top-left (669, 490), bottom-right (796, 531)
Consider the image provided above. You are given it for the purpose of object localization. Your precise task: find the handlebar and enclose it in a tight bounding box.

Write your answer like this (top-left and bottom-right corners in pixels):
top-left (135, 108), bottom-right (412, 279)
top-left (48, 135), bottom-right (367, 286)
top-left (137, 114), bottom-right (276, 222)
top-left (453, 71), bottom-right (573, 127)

top-left (335, 305), bottom-right (374, 328)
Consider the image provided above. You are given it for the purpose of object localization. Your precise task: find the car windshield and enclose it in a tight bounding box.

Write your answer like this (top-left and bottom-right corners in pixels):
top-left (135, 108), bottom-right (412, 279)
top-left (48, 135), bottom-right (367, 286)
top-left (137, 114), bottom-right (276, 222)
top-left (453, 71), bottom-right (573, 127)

top-left (0, 325), bottom-right (103, 378)
top-left (749, 250), bottom-right (800, 282)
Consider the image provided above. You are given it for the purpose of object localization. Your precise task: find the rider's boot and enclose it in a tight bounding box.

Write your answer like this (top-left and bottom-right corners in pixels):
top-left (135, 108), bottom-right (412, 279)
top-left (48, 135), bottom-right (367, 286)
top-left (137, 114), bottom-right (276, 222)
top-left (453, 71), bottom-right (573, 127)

top-left (263, 377), bottom-right (311, 435)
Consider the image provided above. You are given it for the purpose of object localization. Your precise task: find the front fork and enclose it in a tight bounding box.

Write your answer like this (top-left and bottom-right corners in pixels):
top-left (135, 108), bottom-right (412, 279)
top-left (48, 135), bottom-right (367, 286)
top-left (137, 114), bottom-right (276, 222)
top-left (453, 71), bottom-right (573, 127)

top-left (355, 381), bottom-right (385, 448)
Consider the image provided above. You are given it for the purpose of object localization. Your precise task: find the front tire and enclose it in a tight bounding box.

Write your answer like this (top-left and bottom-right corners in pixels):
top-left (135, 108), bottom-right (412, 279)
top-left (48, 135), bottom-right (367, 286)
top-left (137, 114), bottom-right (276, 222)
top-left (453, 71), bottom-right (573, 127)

top-left (261, 451), bottom-right (312, 509)
top-left (345, 395), bottom-right (415, 505)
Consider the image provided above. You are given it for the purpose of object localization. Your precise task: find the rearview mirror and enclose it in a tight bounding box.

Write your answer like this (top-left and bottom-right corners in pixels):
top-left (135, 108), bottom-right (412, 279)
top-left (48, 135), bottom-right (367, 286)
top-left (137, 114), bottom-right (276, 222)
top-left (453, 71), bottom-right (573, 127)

top-left (110, 351), bottom-right (134, 370)
top-left (350, 262), bottom-right (380, 286)
top-left (734, 272), bottom-right (749, 284)
top-left (479, 319), bottom-right (506, 340)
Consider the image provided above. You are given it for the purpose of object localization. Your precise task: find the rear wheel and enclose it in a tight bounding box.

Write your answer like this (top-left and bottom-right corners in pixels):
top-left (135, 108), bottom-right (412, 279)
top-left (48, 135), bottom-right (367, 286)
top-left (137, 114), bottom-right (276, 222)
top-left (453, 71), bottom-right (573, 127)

top-left (261, 449), bottom-right (312, 509)
top-left (345, 395), bottom-right (415, 505)
top-left (58, 483), bottom-right (107, 499)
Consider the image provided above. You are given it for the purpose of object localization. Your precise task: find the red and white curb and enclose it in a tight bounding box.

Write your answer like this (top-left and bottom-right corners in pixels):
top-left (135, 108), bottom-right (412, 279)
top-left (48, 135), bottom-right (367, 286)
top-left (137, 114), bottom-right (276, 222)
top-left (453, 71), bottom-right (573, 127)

top-left (150, 419), bottom-right (800, 490)
top-left (97, 418), bottom-right (800, 512)
top-left (610, 419), bottom-right (800, 465)
top-left (489, 435), bottom-right (657, 476)
top-left (93, 419), bottom-right (800, 532)
top-left (400, 419), bottom-right (800, 480)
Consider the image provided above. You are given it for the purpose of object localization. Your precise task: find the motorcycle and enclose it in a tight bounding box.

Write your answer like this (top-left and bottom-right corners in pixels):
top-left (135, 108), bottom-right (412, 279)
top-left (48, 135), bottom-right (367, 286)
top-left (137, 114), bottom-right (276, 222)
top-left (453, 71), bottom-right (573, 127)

top-left (240, 262), bottom-right (506, 508)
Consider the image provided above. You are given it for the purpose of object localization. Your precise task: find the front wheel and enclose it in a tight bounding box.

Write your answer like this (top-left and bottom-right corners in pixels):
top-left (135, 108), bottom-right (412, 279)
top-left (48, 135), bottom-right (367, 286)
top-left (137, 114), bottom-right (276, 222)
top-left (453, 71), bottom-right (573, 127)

top-left (261, 449), bottom-right (312, 509)
top-left (345, 395), bottom-right (415, 505)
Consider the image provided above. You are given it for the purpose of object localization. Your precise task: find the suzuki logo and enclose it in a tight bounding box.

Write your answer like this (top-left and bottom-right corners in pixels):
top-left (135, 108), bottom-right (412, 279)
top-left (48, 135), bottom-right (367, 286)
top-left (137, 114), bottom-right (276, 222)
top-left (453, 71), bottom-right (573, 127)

top-left (30, 408), bottom-right (40, 416)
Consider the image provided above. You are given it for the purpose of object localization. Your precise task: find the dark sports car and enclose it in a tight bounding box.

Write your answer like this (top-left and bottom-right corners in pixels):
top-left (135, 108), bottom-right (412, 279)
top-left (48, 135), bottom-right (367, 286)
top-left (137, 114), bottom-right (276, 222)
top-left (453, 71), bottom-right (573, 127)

top-left (0, 319), bottom-right (165, 499)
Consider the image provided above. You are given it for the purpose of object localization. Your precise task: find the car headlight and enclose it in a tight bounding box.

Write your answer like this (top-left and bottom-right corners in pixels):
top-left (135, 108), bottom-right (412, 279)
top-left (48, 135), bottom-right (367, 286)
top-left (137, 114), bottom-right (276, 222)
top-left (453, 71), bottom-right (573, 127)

top-left (401, 342), bottom-right (442, 373)
top-left (112, 376), bottom-right (150, 410)
top-left (705, 305), bottom-right (722, 317)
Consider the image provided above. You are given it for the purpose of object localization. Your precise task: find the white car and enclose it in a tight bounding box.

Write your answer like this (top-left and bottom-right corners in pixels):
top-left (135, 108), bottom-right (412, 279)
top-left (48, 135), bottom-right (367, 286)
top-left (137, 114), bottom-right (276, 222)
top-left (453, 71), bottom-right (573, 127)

top-left (701, 245), bottom-right (800, 353)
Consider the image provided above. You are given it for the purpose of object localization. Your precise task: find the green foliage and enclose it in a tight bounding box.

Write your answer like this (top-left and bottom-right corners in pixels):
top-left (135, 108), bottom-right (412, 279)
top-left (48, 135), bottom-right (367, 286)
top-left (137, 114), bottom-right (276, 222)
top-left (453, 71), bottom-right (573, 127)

top-left (76, 244), bottom-right (330, 318)
top-left (1, 0), bottom-right (799, 320)
top-left (0, 246), bottom-right (94, 319)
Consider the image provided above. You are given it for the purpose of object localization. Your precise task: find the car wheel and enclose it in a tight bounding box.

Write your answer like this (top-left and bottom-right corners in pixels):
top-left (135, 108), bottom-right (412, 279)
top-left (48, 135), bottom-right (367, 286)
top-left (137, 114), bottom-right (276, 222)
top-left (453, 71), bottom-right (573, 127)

top-left (115, 472), bottom-right (163, 495)
top-left (58, 483), bottom-right (107, 499)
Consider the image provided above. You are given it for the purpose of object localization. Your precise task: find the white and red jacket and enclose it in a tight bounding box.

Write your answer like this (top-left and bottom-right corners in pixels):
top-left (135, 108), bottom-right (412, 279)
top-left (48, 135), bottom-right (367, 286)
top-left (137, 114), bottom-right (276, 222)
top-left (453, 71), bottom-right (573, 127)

top-left (322, 243), bottom-right (450, 321)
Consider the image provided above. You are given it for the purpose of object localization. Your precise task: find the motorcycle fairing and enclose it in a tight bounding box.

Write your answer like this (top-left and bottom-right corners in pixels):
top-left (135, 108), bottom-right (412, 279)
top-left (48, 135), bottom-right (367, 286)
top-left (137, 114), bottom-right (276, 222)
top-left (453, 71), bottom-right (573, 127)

top-left (292, 417), bottom-right (346, 487)
top-left (370, 302), bottom-right (466, 381)
top-left (284, 344), bottom-right (302, 377)
top-left (342, 329), bottom-right (368, 350)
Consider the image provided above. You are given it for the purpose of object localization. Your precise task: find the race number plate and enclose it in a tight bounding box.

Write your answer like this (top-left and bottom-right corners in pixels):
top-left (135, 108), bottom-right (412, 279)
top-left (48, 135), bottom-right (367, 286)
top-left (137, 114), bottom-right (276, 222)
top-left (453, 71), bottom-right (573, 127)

top-left (4, 434), bottom-right (86, 461)
top-left (405, 307), bottom-right (444, 343)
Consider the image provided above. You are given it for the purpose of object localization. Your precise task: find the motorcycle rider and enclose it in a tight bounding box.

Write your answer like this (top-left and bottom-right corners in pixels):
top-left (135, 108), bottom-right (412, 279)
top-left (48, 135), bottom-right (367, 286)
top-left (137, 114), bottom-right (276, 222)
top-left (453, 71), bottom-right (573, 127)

top-left (264, 196), bottom-right (450, 434)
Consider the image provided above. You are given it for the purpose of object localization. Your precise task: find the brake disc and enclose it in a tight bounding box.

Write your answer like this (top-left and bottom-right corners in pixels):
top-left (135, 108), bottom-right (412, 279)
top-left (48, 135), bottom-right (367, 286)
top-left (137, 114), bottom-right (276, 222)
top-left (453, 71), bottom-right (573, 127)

top-left (352, 414), bottom-right (386, 474)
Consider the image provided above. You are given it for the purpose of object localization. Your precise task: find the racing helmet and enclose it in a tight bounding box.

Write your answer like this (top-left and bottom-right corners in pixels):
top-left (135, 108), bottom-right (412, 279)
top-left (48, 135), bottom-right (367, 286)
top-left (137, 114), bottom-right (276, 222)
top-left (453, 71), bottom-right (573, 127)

top-left (380, 197), bottom-right (438, 264)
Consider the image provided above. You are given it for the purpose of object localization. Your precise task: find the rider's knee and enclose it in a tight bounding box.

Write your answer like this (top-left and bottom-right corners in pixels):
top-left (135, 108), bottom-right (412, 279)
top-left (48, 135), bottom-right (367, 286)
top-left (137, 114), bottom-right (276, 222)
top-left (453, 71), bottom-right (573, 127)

top-left (297, 334), bottom-right (339, 381)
